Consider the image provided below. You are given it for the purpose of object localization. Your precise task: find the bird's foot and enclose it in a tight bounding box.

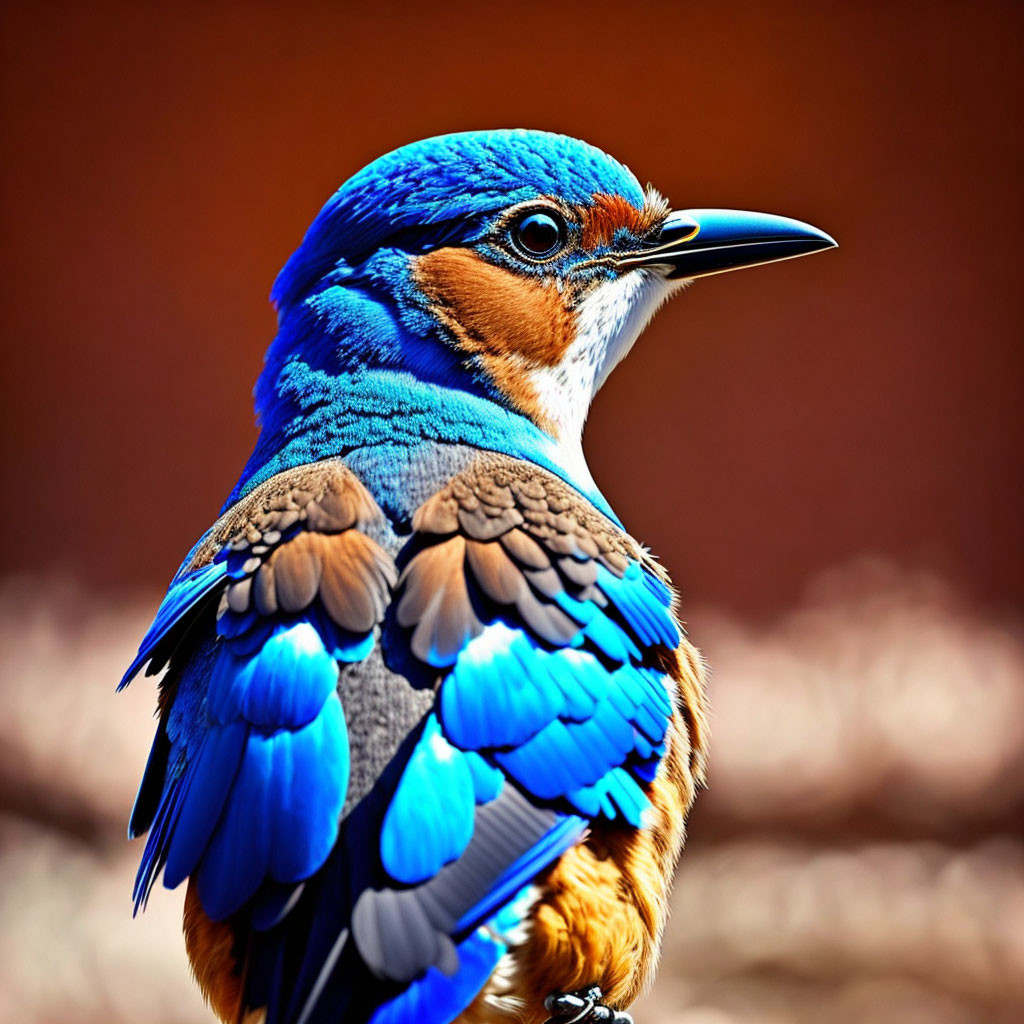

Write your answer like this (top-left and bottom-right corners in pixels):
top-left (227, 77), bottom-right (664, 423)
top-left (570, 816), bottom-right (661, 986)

top-left (543, 986), bottom-right (633, 1024)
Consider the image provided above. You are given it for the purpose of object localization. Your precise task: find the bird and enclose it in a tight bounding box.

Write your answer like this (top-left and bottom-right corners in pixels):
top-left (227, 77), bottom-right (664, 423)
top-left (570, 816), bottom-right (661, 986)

top-left (120, 128), bottom-right (835, 1024)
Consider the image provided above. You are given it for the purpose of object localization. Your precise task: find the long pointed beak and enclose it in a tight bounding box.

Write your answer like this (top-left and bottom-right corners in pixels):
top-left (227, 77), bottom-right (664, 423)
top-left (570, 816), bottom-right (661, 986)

top-left (619, 208), bottom-right (837, 279)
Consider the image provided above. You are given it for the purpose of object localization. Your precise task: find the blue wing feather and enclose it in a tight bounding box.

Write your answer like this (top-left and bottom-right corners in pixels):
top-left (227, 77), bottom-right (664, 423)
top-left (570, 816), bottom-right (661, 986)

top-left (197, 730), bottom-right (274, 918)
top-left (162, 718), bottom-right (248, 890)
top-left (119, 561), bottom-right (228, 690)
top-left (141, 615), bottom-right (354, 921)
top-left (380, 715), bottom-right (476, 885)
top-left (208, 622), bottom-right (340, 728)
top-left (569, 766), bottom-right (649, 827)
top-left (269, 695), bottom-right (349, 880)
top-left (133, 771), bottom-right (188, 912)
top-left (195, 701), bottom-right (349, 919)
top-left (439, 598), bottom-right (673, 823)
top-left (368, 929), bottom-right (505, 1024)
top-left (463, 752), bottom-right (504, 803)
top-left (597, 564), bottom-right (680, 649)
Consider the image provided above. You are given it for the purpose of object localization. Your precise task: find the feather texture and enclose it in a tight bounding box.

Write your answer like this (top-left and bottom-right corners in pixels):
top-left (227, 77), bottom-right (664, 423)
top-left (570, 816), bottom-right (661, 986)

top-left (396, 455), bottom-right (678, 826)
top-left (127, 461), bottom-right (394, 922)
top-left (120, 120), bottom-right (720, 1024)
top-left (129, 446), bottom-right (698, 1024)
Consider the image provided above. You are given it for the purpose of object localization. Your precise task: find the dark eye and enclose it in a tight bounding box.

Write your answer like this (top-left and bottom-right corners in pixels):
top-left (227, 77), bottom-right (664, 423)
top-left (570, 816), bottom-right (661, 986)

top-left (510, 210), bottom-right (567, 260)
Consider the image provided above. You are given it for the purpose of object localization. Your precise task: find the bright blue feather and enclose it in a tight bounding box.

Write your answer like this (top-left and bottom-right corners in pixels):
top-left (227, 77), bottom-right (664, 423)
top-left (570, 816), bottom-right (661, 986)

top-left (380, 716), bottom-right (476, 885)
top-left (118, 561), bottom-right (227, 689)
top-left (597, 564), bottom-right (680, 649)
top-left (578, 610), bottom-right (641, 662)
top-left (463, 752), bottom-right (504, 804)
top-left (152, 613), bottom-right (354, 916)
top-left (569, 766), bottom-right (650, 828)
top-left (440, 620), bottom-right (671, 823)
top-left (197, 729), bottom-right (274, 917)
top-left (197, 695), bottom-right (349, 919)
top-left (642, 569), bottom-right (675, 608)
top-left (638, 666), bottom-right (675, 717)
top-left (268, 696), bottom-right (349, 879)
top-left (368, 929), bottom-right (505, 1024)
top-left (441, 624), bottom-right (562, 749)
top-left (162, 719), bottom-right (248, 890)
top-left (208, 621), bottom-right (339, 728)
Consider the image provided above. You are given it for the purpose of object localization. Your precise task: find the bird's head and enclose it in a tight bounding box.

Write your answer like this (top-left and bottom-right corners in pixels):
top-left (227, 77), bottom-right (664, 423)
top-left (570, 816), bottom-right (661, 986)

top-left (252, 130), bottom-right (834, 498)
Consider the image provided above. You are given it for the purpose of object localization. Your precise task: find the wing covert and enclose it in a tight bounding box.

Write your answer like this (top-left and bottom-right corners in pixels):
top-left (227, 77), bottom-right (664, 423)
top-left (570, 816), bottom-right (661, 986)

top-left (391, 453), bottom-right (681, 833)
top-left (126, 453), bottom-right (689, 1024)
top-left (128, 460), bottom-right (396, 919)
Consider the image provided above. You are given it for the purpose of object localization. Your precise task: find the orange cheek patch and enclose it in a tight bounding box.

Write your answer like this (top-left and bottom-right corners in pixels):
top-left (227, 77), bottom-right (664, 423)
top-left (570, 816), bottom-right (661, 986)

top-left (579, 191), bottom-right (669, 250)
top-left (415, 248), bottom-right (573, 366)
top-left (414, 248), bottom-right (576, 431)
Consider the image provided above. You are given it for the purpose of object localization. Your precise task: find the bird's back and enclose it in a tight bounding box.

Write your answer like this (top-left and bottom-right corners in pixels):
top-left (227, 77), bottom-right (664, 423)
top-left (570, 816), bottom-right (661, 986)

top-left (126, 440), bottom-right (705, 1024)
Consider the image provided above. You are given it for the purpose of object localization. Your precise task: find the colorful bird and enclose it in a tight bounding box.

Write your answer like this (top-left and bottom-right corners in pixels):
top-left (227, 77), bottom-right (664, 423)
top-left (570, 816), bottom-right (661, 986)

top-left (121, 129), bottom-right (835, 1024)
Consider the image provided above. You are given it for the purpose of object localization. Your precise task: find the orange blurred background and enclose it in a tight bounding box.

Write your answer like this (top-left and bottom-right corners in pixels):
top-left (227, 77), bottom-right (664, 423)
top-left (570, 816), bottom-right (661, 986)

top-left (1, 3), bottom-right (1021, 1023)
top-left (2, 0), bottom-right (1021, 616)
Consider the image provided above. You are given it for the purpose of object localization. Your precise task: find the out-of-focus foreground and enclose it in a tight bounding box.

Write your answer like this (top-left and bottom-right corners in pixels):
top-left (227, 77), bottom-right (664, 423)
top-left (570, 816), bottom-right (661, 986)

top-left (1, 561), bottom-right (1020, 1024)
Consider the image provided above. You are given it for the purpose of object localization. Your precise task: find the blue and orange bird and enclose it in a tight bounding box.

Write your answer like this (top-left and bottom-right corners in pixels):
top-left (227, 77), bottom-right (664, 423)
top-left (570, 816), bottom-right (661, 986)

top-left (121, 130), bottom-right (835, 1024)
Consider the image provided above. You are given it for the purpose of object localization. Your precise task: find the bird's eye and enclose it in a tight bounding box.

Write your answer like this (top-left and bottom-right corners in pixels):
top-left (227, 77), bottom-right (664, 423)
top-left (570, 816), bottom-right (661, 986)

top-left (510, 210), bottom-right (567, 260)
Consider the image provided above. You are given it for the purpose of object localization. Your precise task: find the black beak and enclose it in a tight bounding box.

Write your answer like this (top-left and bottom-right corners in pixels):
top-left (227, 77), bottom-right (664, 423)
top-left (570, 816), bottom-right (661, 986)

top-left (619, 208), bottom-right (837, 279)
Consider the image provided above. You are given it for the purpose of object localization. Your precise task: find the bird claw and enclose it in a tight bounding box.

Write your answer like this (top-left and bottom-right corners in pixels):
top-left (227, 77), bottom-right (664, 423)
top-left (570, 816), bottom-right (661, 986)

top-left (543, 986), bottom-right (633, 1024)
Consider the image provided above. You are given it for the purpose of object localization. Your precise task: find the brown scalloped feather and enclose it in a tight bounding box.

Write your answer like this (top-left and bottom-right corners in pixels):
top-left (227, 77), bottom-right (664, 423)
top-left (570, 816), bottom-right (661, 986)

top-left (398, 453), bottom-right (660, 664)
top-left (498, 528), bottom-right (550, 570)
top-left (396, 538), bottom-right (466, 628)
top-left (267, 534), bottom-right (323, 612)
top-left (397, 536), bottom-right (487, 664)
top-left (251, 560), bottom-right (279, 616)
top-left (319, 531), bottom-right (394, 633)
top-left (413, 454), bottom-right (636, 560)
top-left (465, 539), bottom-right (527, 605)
top-left (186, 459), bottom-right (382, 573)
top-left (191, 460), bottom-right (397, 642)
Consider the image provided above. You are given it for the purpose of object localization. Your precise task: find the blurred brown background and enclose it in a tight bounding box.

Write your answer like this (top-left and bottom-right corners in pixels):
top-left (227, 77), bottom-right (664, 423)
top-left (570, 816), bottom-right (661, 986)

top-left (1, 2), bottom-right (1021, 1023)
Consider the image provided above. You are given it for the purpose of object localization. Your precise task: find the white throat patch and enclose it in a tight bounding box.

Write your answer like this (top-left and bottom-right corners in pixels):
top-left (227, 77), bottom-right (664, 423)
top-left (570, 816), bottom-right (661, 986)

top-left (529, 269), bottom-right (685, 474)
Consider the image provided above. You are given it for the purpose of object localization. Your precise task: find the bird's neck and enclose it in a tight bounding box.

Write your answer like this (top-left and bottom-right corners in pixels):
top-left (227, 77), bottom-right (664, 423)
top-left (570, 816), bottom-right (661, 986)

top-left (229, 361), bottom-right (616, 527)
top-left (227, 278), bottom-right (618, 525)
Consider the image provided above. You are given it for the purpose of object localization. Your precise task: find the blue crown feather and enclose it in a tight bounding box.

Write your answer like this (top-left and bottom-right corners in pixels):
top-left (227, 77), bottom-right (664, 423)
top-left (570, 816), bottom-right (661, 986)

top-left (272, 129), bottom-right (646, 311)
